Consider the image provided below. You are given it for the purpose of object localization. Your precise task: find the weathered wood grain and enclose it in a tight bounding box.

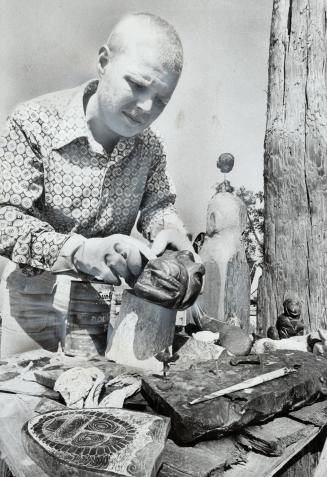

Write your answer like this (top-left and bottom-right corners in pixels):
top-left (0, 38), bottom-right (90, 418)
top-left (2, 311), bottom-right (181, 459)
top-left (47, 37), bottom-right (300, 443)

top-left (258, 0), bottom-right (327, 332)
top-left (142, 350), bottom-right (327, 444)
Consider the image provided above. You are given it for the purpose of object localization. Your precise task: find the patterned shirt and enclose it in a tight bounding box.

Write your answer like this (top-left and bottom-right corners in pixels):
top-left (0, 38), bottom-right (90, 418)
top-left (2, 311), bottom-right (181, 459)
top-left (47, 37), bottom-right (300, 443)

top-left (0, 80), bottom-right (185, 273)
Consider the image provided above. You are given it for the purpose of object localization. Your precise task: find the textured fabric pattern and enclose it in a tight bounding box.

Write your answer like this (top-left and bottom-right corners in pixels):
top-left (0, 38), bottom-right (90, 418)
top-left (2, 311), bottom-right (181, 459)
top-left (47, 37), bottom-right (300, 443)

top-left (0, 80), bottom-right (184, 273)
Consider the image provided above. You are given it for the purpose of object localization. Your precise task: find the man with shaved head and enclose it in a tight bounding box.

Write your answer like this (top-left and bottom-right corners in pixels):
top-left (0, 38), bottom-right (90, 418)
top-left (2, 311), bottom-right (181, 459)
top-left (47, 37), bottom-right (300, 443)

top-left (0, 13), bottom-right (194, 356)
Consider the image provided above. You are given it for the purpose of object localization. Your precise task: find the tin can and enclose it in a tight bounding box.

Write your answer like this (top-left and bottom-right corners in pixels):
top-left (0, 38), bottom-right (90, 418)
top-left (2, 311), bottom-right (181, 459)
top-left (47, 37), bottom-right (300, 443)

top-left (64, 280), bottom-right (113, 357)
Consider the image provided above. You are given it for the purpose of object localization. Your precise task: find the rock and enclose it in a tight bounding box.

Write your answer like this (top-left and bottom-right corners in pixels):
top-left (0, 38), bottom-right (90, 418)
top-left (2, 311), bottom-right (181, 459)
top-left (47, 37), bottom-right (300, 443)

top-left (173, 337), bottom-right (225, 370)
top-left (192, 331), bottom-right (220, 343)
top-left (252, 335), bottom-right (310, 354)
top-left (54, 367), bottom-right (104, 408)
top-left (142, 350), bottom-right (327, 444)
top-left (198, 315), bottom-right (252, 356)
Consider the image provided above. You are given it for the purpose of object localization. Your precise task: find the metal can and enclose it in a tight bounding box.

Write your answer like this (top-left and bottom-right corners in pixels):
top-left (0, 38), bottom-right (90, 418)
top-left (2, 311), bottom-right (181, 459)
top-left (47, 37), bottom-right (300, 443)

top-left (64, 280), bottom-right (113, 357)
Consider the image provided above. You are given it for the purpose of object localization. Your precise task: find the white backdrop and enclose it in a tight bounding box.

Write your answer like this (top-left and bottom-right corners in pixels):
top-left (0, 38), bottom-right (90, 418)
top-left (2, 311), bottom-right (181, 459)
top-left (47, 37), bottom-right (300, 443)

top-left (0, 0), bottom-right (272, 237)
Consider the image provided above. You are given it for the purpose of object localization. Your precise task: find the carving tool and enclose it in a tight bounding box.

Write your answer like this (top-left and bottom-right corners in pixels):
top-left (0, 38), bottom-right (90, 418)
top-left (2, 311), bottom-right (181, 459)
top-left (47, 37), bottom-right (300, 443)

top-left (189, 367), bottom-right (297, 405)
top-left (155, 348), bottom-right (179, 378)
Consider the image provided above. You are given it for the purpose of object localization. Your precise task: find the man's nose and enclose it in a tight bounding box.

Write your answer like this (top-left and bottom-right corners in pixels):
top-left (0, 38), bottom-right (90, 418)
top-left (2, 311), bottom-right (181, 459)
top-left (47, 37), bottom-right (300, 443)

top-left (137, 97), bottom-right (153, 112)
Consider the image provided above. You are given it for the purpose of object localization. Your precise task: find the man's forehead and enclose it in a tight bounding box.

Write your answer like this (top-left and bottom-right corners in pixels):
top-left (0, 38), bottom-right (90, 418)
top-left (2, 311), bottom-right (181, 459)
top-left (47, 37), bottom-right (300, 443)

top-left (117, 46), bottom-right (179, 84)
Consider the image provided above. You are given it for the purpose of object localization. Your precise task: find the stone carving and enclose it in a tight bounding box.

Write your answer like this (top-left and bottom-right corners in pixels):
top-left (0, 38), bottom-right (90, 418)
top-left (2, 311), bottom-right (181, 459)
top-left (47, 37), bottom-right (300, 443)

top-left (106, 290), bottom-right (176, 372)
top-left (216, 153), bottom-right (235, 173)
top-left (22, 408), bottom-right (170, 477)
top-left (134, 250), bottom-right (205, 310)
top-left (197, 177), bottom-right (250, 328)
top-left (267, 298), bottom-right (304, 340)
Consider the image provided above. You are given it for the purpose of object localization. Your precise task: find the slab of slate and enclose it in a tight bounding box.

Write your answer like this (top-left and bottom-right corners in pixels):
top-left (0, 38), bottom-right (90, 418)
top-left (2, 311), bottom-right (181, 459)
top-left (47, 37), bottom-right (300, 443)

top-left (288, 399), bottom-right (327, 426)
top-left (158, 436), bottom-right (246, 476)
top-left (22, 408), bottom-right (170, 477)
top-left (142, 350), bottom-right (327, 444)
top-left (34, 358), bottom-right (139, 390)
top-left (158, 440), bottom-right (224, 477)
top-left (236, 417), bottom-right (315, 456)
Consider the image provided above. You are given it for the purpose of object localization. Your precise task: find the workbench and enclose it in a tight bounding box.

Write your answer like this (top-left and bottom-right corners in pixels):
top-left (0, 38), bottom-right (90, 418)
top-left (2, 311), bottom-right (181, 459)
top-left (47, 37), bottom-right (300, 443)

top-left (0, 350), bottom-right (326, 477)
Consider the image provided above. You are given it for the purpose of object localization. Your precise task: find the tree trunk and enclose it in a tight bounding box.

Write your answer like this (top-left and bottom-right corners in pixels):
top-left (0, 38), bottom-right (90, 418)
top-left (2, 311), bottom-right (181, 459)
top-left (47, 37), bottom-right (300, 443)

top-left (257, 0), bottom-right (327, 333)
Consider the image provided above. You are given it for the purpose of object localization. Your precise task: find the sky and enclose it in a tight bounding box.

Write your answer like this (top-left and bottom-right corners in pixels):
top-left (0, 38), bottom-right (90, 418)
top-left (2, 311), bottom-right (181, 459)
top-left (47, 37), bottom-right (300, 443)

top-left (0, 0), bottom-right (273, 236)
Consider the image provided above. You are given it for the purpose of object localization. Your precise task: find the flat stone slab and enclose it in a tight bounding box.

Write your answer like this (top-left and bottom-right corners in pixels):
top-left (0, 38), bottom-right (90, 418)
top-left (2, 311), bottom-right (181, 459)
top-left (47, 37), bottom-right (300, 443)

top-left (142, 350), bottom-right (327, 444)
top-left (22, 408), bottom-right (170, 477)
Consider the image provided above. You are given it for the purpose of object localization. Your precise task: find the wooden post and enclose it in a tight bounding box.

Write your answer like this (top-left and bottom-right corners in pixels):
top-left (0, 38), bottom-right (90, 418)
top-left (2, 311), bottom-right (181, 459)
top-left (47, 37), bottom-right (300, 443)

top-left (258, 0), bottom-right (327, 333)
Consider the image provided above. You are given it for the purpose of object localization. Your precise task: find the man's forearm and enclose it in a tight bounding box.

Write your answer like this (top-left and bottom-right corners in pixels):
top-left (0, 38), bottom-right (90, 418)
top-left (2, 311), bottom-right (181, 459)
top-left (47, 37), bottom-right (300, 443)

top-left (0, 205), bottom-right (76, 271)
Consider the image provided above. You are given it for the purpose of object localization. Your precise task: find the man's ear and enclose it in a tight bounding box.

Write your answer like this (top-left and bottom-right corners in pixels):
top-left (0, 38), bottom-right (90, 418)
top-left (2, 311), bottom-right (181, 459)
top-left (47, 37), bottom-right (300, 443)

top-left (97, 45), bottom-right (111, 77)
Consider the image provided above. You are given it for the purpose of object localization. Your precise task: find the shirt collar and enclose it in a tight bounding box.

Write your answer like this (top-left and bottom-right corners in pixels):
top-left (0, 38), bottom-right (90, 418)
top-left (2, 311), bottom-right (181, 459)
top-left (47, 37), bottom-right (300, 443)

top-left (52, 79), bottom-right (96, 150)
top-left (52, 79), bottom-right (137, 158)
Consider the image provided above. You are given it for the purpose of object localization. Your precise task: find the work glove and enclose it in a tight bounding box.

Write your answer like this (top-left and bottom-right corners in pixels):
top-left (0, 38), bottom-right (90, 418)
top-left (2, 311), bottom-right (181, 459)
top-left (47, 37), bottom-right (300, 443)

top-left (72, 235), bottom-right (153, 285)
top-left (151, 229), bottom-right (202, 263)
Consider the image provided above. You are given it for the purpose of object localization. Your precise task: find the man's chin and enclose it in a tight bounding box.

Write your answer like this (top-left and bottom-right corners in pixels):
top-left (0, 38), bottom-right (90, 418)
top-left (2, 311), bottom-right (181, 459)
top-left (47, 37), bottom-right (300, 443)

top-left (112, 123), bottom-right (146, 138)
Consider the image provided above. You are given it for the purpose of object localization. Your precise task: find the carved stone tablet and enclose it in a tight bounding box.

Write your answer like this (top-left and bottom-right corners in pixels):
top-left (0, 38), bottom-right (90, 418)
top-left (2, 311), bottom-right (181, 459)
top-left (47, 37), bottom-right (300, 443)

top-left (22, 408), bottom-right (170, 477)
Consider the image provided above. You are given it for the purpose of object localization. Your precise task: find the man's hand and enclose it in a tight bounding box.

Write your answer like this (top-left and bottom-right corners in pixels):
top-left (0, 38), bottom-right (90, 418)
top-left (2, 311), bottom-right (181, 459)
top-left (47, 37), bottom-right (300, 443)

top-left (151, 229), bottom-right (201, 263)
top-left (73, 235), bottom-right (152, 285)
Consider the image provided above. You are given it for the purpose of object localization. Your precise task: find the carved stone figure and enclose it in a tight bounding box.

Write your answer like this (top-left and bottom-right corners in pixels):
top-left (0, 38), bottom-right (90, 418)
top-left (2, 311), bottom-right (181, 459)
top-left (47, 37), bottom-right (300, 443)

top-left (106, 248), bottom-right (205, 371)
top-left (197, 178), bottom-right (251, 328)
top-left (277, 298), bottom-right (304, 338)
top-left (267, 298), bottom-right (304, 340)
top-left (134, 250), bottom-right (205, 310)
top-left (216, 153), bottom-right (235, 173)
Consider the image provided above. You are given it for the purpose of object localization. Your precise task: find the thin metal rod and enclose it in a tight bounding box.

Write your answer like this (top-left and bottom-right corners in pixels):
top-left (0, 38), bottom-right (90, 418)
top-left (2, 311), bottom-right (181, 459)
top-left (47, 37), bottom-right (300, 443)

top-left (189, 367), bottom-right (295, 405)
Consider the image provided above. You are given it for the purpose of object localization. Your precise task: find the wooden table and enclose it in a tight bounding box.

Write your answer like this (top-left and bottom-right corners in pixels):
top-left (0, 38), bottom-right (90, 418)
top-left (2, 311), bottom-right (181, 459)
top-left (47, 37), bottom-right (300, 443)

top-left (0, 350), bottom-right (326, 477)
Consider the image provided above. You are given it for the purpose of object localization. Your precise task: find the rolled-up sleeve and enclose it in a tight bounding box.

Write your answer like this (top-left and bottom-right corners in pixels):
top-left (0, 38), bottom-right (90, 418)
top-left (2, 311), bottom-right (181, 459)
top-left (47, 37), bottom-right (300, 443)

top-left (0, 112), bottom-right (71, 270)
top-left (137, 138), bottom-right (187, 241)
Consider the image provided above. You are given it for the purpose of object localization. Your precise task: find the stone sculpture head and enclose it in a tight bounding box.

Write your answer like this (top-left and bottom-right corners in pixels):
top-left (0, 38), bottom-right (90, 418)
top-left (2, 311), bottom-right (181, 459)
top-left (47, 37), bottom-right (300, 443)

top-left (283, 298), bottom-right (302, 318)
top-left (216, 153), bottom-right (235, 173)
top-left (134, 250), bottom-right (205, 310)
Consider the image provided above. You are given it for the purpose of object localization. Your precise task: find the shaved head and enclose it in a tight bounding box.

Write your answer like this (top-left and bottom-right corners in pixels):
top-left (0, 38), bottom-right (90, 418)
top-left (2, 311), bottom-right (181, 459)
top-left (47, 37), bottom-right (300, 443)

top-left (89, 12), bottom-right (182, 146)
top-left (106, 13), bottom-right (183, 75)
